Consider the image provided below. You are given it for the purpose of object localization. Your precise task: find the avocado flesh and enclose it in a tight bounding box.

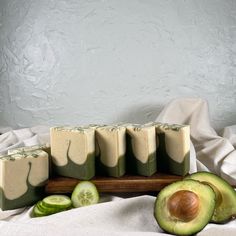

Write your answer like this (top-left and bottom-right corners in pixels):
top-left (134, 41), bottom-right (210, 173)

top-left (185, 171), bottom-right (236, 223)
top-left (154, 179), bottom-right (216, 236)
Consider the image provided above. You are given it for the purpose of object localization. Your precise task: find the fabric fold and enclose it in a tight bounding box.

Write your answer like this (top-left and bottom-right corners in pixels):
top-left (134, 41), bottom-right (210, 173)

top-left (0, 127), bottom-right (50, 155)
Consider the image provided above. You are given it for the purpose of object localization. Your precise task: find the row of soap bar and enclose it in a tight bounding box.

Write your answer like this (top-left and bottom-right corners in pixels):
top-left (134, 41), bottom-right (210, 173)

top-left (50, 122), bottom-right (190, 179)
top-left (0, 122), bottom-right (190, 210)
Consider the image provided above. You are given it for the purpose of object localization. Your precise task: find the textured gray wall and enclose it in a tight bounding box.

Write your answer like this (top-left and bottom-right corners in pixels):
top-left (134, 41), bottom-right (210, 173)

top-left (0, 0), bottom-right (236, 130)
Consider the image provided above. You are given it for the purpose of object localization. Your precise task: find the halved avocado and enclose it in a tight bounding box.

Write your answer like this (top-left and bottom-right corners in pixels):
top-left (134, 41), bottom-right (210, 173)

top-left (154, 179), bottom-right (216, 236)
top-left (185, 171), bottom-right (236, 223)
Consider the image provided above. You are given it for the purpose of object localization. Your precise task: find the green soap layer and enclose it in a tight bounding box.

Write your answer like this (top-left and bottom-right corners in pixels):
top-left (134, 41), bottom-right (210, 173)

top-left (52, 141), bottom-right (95, 180)
top-left (157, 133), bottom-right (190, 176)
top-left (0, 162), bottom-right (45, 211)
top-left (96, 155), bottom-right (126, 177)
top-left (126, 134), bottom-right (157, 176)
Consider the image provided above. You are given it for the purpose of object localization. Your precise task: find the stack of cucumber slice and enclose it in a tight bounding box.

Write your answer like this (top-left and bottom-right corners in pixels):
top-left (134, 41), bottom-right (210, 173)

top-left (33, 181), bottom-right (99, 217)
top-left (33, 195), bottom-right (72, 217)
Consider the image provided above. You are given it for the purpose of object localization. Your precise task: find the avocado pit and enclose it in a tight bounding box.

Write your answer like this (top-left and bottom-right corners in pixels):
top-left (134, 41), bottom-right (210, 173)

top-left (167, 190), bottom-right (199, 222)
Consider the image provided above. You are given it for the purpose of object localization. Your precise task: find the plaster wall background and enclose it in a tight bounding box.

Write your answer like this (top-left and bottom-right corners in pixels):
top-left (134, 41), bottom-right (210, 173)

top-left (0, 0), bottom-right (236, 131)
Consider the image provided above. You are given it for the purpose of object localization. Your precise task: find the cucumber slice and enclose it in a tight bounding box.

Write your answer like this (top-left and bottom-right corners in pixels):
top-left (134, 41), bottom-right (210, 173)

top-left (33, 205), bottom-right (48, 217)
top-left (71, 181), bottom-right (99, 208)
top-left (42, 195), bottom-right (72, 209)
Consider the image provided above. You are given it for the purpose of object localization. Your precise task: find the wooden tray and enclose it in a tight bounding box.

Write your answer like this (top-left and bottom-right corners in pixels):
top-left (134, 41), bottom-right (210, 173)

top-left (45, 173), bottom-right (183, 194)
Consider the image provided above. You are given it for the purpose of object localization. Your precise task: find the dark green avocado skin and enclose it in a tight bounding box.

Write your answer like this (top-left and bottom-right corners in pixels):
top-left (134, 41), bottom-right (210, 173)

top-left (185, 171), bottom-right (236, 224)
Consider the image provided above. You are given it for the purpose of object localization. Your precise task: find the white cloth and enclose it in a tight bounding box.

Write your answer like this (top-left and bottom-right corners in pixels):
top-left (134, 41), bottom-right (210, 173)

top-left (0, 98), bottom-right (236, 235)
top-left (0, 196), bottom-right (236, 236)
top-left (0, 125), bottom-right (50, 156)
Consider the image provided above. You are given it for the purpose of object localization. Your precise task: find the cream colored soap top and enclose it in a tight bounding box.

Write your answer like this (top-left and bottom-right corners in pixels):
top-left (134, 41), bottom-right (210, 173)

top-left (52, 126), bottom-right (95, 133)
top-left (0, 150), bottom-right (48, 200)
top-left (88, 124), bottom-right (106, 128)
top-left (153, 122), bottom-right (187, 131)
top-left (126, 124), bottom-right (156, 163)
top-left (96, 125), bottom-right (126, 167)
top-left (154, 122), bottom-right (190, 163)
top-left (50, 126), bottom-right (95, 165)
top-left (8, 144), bottom-right (50, 155)
top-left (1, 149), bottom-right (47, 161)
top-left (81, 124), bottom-right (107, 130)
top-left (97, 125), bottom-right (127, 131)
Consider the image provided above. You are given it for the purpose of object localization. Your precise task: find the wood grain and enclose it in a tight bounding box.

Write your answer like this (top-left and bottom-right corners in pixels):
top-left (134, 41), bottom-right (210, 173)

top-left (45, 173), bottom-right (183, 194)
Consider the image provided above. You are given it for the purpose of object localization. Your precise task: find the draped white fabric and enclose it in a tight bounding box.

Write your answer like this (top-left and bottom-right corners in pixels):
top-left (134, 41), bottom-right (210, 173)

top-left (0, 125), bottom-right (50, 155)
top-left (0, 98), bottom-right (235, 235)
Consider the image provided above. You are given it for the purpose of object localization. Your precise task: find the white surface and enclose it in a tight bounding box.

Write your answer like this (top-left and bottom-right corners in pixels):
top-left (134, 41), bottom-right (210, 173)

top-left (0, 0), bottom-right (236, 130)
top-left (0, 196), bottom-right (236, 236)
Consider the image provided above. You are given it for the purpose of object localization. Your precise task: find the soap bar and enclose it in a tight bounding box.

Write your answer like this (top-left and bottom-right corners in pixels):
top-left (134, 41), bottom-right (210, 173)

top-left (154, 122), bottom-right (190, 176)
top-left (0, 150), bottom-right (49, 210)
top-left (96, 125), bottom-right (126, 177)
top-left (8, 144), bottom-right (52, 177)
top-left (126, 124), bottom-right (157, 176)
top-left (50, 126), bottom-right (95, 180)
